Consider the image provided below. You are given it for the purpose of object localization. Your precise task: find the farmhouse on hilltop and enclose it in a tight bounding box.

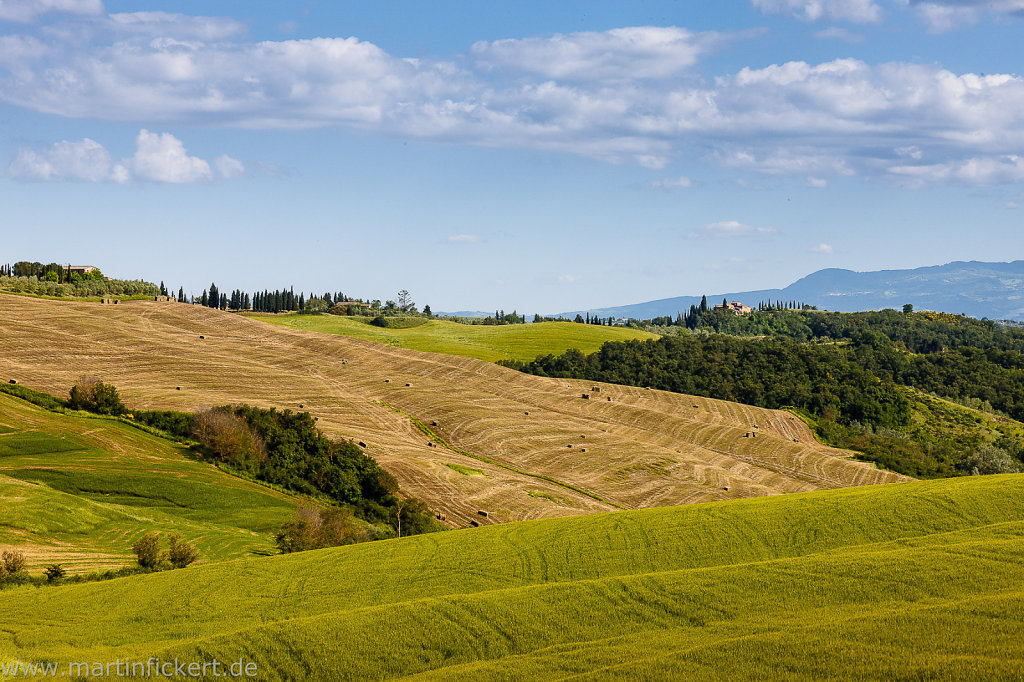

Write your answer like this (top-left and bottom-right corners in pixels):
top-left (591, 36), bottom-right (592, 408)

top-left (68, 265), bottom-right (98, 275)
top-left (714, 301), bottom-right (753, 315)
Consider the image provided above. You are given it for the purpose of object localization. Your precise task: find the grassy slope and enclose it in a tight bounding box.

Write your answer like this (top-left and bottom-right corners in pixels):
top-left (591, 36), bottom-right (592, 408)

top-left (0, 297), bottom-right (906, 527)
top-left (0, 393), bottom-right (298, 573)
top-left (251, 315), bottom-right (658, 362)
top-left (1, 474), bottom-right (1021, 679)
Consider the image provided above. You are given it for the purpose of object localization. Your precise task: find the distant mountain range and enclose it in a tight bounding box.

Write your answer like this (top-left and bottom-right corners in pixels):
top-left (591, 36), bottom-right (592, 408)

top-left (557, 260), bottom-right (1024, 322)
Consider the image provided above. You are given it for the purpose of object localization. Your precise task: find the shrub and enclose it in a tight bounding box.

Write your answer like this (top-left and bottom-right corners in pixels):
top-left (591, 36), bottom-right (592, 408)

top-left (191, 408), bottom-right (266, 470)
top-left (962, 445), bottom-right (1022, 475)
top-left (166, 534), bottom-right (200, 569)
top-left (275, 503), bottom-right (367, 553)
top-left (43, 564), bottom-right (66, 583)
top-left (1, 550), bottom-right (26, 575)
top-left (132, 532), bottom-right (162, 569)
top-left (68, 377), bottom-right (126, 415)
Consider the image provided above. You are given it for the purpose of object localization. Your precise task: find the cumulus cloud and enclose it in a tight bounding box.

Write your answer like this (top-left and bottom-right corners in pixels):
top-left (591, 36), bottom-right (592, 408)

top-left (751, 0), bottom-right (883, 22)
top-left (692, 220), bottom-right (776, 238)
top-left (447, 234), bottom-right (480, 243)
top-left (214, 154), bottom-right (245, 179)
top-left (557, 274), bottom-right (577, 283)
top-left (2, 15), bottom-right (1024, 186)
top-left (7, 129), bottom-right (241, 183)
top-left (7, 137), bottom-right (114, 181)
top-left (470, 27), bottom-right (715, 82)
top-left (812, 242), bottom-right (835, 253)
top-left (123, 129), bottom-right (210, 182)
top-left (807, 176), bottom-right (829, 187)
top-left (0, 0), bottom-right (102, 23)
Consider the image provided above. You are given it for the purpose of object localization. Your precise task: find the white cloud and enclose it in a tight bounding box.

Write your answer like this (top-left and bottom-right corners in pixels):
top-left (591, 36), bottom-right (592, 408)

top-left (651, 176), bottom-right (693, 189)
top-left (751, 0), bottom-right (883, 23)
top-left (692, 220), bottom-right (776, 238)
top-left (470, 26), bottom-right (715, 82)
top-left (889, 154), bottom-right (1024, 186)
top-left (7, 137), bottom-right (114, 181)
top-left (898, 0), bottom-right (1024, 32)
top-left (0, 0), bottom-right (102, 23)
top-left (214, 154), bottom-right (244, 179)
top-left (7, 129), bottom-right (240, 183)
top-left (1, 17), bottom-right (1024, 187)
top-left (124, 129), bottom-right (210, 183)
top-left (105, 12), bottom-right (245, 41)
top-left (447, 234), bottom-right (480, 244)
top-left (807, 176), bottom-right (829, 187)
top-left (557, 274), bottom-right (577, 283)
top-left (812, 242), bottom-right (835, 253)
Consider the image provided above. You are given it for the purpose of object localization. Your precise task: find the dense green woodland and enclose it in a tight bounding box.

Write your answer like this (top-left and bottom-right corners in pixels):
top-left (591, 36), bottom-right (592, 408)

top-left (504, 309), bottom-right (1024, 478)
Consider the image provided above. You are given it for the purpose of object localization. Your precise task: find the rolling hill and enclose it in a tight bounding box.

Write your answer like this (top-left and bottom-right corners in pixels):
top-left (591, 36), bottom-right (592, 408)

top-left (1, 474), bottom-right (1021, 679)
top-left (0, 295), bottom-right (908, 526)
top-left (560, 260), bottom-right (1024, 321)
top-left (0, 392), bottom-right (297, 573)
top-left (250, 314), bottom-right (658, 362)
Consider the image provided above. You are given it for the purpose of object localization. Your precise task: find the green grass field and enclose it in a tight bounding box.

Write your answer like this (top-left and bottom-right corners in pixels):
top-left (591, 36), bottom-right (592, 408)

top-left (1, 473), bottom-right (1021, 679)
top-left (250, 315), bottom-right (658, 362)
top-left (0, 393), bottom-right (298, 573)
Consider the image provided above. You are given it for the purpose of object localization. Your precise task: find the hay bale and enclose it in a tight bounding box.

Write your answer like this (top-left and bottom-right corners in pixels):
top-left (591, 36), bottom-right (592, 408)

top-left (430, 421), bottom-right (438, 427)
top-left (477, 510), bottom-right (488, 518)
top-left (8, 379), bottom-right (17, 385)
top-left (384, 379), bottom-right (390, 383)
top-left (524, 411), bottom-right (530, 415)
top-left (427, 442), bottom-right (435, 447)
top-left (581, 393), bottom-right (589, 399)
top-left (591, 387), bottom-right (601, 392)
top-left (723, 486), bottom-right (730, 491)
top-left (175, 386), bottom-right (181, 391)
top-left (299, 404), bottom-right (304, 408)
top-left (405, 383), bottom-right (411, 387)
top-left (567, 444), bottom-right (573, 448)
top-left (470, 520), bottom-right (480, 527)
top-left (580, 448), bottom-right (587, 452)
top-left (199, 335), bottom-right (205, 339)
top-left (607, 397), bottom-right (611, 401)
top-left (580, 435), bottom-right (586, 439)
top-left (358, 441), bottom-right (366, 448)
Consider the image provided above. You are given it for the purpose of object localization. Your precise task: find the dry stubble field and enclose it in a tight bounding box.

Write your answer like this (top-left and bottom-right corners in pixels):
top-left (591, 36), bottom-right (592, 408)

top-left (0, 295), bottom-right (910, 525)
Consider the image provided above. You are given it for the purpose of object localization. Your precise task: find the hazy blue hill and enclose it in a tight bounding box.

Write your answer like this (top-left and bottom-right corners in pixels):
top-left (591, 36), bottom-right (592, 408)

top-left (558, 260), bottom-right (1024, 321)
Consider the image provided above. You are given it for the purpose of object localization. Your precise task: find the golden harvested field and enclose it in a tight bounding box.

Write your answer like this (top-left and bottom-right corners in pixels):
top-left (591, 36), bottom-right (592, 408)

top-left (0, 295), bottom-right (910, 526)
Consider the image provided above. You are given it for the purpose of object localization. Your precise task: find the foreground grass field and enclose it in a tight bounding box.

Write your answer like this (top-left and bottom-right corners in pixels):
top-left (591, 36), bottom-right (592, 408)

top-left (0, 296), bottom-right (908, 526)
top-left (0, 393), bottom-right (298, 573)
top-left (250, 314), bottom-right (658, 362)
top-left (0, 474), bottom-right (1021, 679)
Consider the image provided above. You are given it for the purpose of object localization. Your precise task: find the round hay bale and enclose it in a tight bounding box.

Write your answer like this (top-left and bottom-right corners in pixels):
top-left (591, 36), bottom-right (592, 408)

top-left (8, 379), bottom-right (17, 385)
top-left (175, 386), bottom-right (181, 390)
top-left (358, 441), bottom-right (366, 448)
top-left (405, 383), bottom-right (411, 387)
top-left (199, 335), bottom-right (205, 339)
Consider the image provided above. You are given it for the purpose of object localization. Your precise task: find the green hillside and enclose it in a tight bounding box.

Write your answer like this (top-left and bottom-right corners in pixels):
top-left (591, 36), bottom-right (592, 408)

top-left (251, 315), bottom-right (658, 362)
top-left (1, 474), bottom-right (1022, 679)
top-left (0, 393), bottom-right (298, 573)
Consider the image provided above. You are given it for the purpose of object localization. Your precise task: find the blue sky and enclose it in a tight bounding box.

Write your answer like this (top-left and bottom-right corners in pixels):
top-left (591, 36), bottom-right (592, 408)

top-left (1, 0), bottom-right (1022, 313)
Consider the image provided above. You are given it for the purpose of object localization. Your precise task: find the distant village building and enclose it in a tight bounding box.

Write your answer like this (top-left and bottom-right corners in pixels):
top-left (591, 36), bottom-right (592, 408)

top-left (714, 301), bottom-right (753, 315)
top-left (68, 266), bottom-right (98, 275)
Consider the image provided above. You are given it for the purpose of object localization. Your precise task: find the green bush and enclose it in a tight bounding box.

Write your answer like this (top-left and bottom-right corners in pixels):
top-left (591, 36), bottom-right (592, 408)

top-left (68, 378), bottom-right (126, 416)
top-left (166, 534), bottom-right (200, 569)
top-left (43, 564), bottom-right (66, 583)
top-left (132, 533), bottom-right (162, 569)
